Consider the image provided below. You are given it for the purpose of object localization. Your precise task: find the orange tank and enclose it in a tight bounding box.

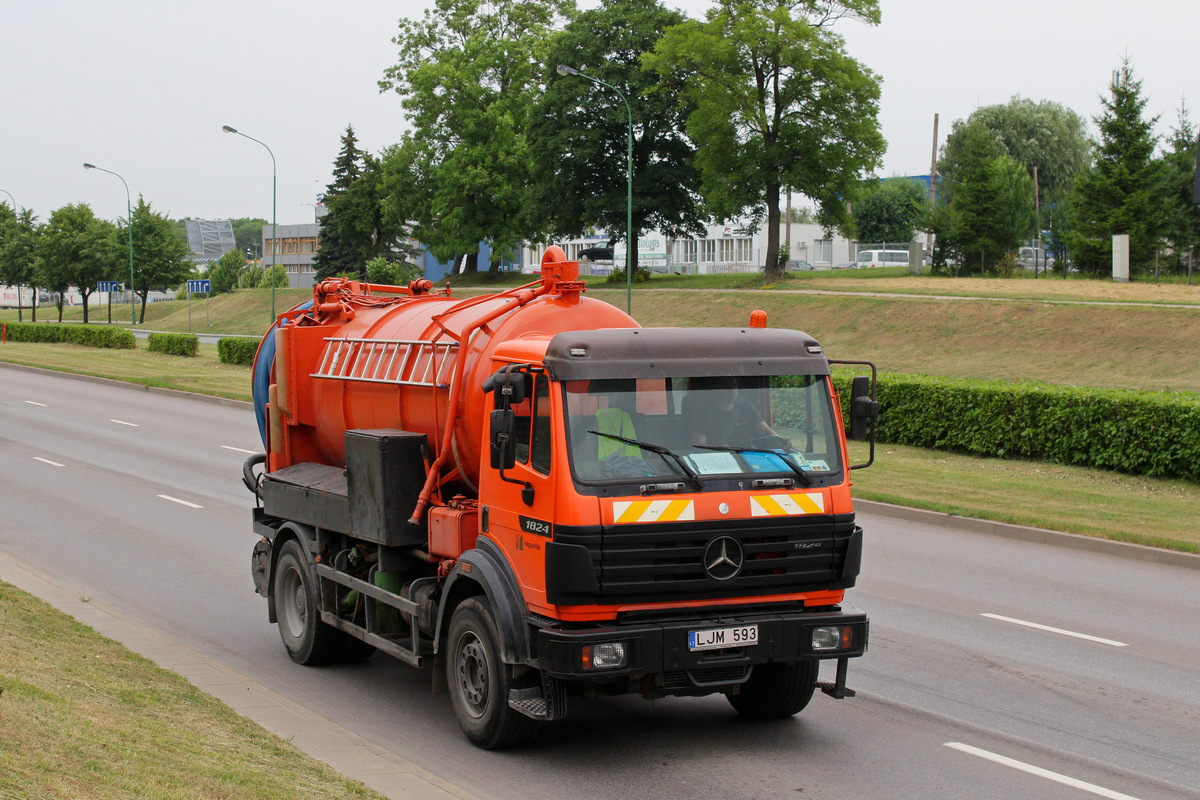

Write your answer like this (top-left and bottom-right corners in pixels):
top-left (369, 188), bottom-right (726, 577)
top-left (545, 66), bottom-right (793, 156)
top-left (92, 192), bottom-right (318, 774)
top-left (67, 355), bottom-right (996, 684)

top-left (263, 248), bottom-right (635, 497)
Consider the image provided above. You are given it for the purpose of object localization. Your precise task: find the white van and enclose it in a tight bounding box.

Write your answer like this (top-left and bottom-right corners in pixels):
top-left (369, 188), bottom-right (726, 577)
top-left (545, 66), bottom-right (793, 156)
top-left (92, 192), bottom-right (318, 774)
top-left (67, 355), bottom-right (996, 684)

top-left (855, 249), bottom-right (910, 268)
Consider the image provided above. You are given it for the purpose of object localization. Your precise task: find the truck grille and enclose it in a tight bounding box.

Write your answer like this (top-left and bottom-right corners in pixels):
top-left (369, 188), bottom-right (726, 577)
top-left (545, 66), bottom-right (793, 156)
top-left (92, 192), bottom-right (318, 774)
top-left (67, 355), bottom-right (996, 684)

top-left (554, 514), bottom-right (858, 604)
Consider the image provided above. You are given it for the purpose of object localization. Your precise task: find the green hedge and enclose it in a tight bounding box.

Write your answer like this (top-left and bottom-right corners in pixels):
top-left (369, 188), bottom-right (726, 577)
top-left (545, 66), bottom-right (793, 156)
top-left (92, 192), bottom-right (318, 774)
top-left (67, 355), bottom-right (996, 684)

top-left (147, 332), bottom-right (199, 357)
top-left (834, 371), bottom-right (1200, 482)
top-left (217, 337), bottom-right (259, 366)
top-left (3, 322), bottom-right (136, 349)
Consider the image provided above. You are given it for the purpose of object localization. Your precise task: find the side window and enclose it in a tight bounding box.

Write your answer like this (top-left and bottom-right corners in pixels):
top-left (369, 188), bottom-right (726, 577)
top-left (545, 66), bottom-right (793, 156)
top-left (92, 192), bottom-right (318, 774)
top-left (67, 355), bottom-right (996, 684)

top-left (530, 375), bottom-right (552, 474)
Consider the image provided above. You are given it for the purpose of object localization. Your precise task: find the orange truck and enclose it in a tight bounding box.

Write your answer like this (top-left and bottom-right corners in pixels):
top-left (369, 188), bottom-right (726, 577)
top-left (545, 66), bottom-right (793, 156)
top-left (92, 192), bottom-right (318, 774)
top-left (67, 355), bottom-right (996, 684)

top-left (244, 246), bottom-right (878, 748)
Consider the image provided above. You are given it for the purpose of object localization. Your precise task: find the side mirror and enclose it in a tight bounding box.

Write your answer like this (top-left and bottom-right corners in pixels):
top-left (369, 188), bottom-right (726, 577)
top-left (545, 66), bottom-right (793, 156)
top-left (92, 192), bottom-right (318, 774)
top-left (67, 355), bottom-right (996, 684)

top-left (489, 409), bottom-right (517, 469)
top-left (848, 375), bottom-right (878, 442)
top-left (483, 368), bottom-right (528, 407)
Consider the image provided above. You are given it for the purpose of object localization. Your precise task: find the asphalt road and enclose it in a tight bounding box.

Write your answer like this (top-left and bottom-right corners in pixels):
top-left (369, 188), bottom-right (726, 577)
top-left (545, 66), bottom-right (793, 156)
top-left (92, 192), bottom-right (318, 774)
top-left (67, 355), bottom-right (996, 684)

top-left (2, 366), bottom-right (1197, 800)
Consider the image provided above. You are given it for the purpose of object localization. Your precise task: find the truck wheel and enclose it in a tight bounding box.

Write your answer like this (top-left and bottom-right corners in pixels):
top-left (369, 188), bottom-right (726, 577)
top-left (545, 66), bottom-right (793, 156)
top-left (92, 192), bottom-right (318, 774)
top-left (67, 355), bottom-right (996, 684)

top-left (445, 598), bottom-right (541, 749)
top-left (274, 539), bottom-right (338, 665)
top-left (728, 660), bottom-right (819, 720)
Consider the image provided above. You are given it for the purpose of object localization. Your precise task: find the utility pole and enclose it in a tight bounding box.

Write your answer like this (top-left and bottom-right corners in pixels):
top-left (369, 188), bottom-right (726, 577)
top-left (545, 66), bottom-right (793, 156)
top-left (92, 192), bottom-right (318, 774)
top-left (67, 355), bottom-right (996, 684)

top-left (927, 114), bottom-right (939, 263)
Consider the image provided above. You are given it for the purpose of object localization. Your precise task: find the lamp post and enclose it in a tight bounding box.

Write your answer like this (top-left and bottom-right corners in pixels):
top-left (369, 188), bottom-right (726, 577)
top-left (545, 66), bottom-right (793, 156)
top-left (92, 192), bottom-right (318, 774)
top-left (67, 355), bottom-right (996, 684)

top-left (222, 125), bottom-right (277, 320)
top-left (556, 64), bottom-right (634, 315)
top-left (83, 164), bottom-right (135, 325)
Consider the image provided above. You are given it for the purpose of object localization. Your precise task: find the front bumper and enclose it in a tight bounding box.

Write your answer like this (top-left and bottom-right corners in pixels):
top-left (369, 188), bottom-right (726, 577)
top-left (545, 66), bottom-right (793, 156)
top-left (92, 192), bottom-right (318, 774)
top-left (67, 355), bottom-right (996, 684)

top-left (536, 606), bottom-right (867, 681)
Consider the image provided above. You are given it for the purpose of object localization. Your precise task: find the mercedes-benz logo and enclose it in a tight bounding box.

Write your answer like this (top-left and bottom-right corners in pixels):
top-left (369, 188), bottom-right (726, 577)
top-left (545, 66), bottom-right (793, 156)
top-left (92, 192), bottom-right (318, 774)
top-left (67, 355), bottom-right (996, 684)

top-left (703, 536), bottom-right (745, 582)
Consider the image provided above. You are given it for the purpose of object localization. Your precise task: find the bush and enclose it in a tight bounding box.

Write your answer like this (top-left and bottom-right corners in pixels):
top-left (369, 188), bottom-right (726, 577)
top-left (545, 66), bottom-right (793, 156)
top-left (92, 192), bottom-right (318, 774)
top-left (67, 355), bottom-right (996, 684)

top-left (834, 371), bottom-right (1200, 482)
top-left (3, 322), bottom-right (135, 349)
top-left (147, 332), bottom-right (199, 357)
top-left (218, 336), bottom-right (259, 366)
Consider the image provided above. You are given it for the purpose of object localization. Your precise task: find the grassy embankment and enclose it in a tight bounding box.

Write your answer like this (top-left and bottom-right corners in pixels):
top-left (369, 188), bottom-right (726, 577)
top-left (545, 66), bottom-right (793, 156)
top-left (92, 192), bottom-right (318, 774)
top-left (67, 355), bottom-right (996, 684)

top-left (3, 267), bottom-right (1199, 552)
top-left (0, 581), bottom-right (388, 800)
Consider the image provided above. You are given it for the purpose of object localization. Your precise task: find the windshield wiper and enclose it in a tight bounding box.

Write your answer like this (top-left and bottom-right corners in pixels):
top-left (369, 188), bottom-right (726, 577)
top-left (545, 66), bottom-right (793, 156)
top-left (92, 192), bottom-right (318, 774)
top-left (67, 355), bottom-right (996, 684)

top-left (693, 444), bottom-right (814, 487)
top-left (588, 431), bottom-right (705, 489)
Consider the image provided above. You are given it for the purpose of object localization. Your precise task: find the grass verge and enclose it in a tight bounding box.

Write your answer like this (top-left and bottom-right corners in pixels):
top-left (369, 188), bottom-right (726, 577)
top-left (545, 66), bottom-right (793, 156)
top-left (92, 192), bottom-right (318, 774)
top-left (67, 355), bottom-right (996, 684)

top-left (0, 582), bottom-right (386, 800)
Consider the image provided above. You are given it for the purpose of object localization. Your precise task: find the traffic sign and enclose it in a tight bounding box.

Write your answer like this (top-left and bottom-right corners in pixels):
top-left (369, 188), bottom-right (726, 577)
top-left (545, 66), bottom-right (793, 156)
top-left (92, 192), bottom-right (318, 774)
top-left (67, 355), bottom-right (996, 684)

top-left (187, 279), bottom-right (211, 294)
top-left (98, 281), bottom-right (122, 292)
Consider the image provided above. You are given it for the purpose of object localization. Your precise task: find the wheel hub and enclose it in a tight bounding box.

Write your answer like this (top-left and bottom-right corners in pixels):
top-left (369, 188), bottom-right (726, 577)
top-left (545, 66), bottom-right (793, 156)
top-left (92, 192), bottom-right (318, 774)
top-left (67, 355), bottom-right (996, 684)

top-left (456, 636), bottom-right (489, 717)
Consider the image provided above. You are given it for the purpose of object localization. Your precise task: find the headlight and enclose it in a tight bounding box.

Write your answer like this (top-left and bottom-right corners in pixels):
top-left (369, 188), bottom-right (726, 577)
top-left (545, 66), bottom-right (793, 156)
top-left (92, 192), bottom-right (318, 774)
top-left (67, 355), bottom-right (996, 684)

top-left (811, 625), bottom-right (853, 652)
top-left (581, 642), bottom-right (628, 670)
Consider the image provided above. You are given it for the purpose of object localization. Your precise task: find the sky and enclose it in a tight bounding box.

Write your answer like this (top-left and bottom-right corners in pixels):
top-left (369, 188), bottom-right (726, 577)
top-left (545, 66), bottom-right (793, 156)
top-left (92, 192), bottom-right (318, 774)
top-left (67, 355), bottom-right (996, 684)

top-left (2, 0), bottom-right (1196, 226)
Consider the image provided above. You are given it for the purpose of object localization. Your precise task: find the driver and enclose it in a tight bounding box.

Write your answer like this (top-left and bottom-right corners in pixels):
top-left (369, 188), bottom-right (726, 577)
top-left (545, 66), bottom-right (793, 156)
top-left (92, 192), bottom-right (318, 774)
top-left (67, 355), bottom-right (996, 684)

top-left (686, 376), bottom-right (776, 446)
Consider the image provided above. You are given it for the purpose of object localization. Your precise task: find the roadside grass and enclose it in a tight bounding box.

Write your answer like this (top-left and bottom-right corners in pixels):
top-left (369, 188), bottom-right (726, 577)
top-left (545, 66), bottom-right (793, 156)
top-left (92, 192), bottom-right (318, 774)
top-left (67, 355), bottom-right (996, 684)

top-left (0, 341), bottom-right (253, 401)
top-left (849, 442), bottom-right (1200, 553)
top-left (0, 581), bottom-right (387, 800)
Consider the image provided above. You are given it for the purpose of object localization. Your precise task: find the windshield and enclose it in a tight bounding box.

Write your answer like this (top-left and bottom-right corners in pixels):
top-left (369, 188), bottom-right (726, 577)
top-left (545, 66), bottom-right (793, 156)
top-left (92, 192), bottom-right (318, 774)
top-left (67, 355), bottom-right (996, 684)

top-left (563, 375), bottom-right (843, 485)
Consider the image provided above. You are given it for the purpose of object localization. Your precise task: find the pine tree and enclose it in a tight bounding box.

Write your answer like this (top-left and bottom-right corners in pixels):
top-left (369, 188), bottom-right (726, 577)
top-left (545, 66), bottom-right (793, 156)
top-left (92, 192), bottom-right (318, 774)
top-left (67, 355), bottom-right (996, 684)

top-left (1067, 59), bottom-right (1167, 277)
top-left (314, 126), bottom-right (368, 280)
top-left (1163, 103), bottom-right (1200, 276)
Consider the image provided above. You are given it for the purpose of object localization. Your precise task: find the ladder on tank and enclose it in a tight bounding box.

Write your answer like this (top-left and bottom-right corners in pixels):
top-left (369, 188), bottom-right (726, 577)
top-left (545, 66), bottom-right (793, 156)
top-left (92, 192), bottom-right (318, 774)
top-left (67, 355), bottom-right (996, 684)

top-left (311, 337), bottom-right (459, 388)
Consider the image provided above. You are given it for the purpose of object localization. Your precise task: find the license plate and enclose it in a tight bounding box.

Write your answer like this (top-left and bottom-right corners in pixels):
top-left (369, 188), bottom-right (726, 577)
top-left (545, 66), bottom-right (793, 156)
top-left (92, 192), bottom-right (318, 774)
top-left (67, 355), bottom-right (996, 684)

top-left (688, 624), bottom-right (758, 651)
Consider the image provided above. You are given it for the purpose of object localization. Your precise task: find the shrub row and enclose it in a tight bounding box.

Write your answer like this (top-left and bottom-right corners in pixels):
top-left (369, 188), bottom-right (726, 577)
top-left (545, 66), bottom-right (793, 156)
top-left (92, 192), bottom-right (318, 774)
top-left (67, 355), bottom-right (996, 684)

top-left (217, 336), bottom-right (259, 366)
top-left (147, 332), bottom-right (199, 357)
top-left (834, 371), bottom-right (1200, 482)
top-left (3, 322), bottom-right (136, 349)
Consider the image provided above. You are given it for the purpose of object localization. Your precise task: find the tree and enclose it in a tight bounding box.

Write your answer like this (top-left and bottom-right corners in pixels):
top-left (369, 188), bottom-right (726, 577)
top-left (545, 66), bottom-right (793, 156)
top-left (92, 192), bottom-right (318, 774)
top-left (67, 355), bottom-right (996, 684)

top-left (940, 97), bottom-right (1091, 204)
top-left (1163, 103), bottom-right (1200, 276)
top-left (314, 126), bottom-right (370, 280)
top-left (930, 121), bottom-right (1036, 273)
top-left (231, 217), bottom-right (269, 257)
top-left (527, 0), bottom-right (706, 268)
top-left (208, 247), bottom-right (246, 294)
top-left (0, 206), bottom-right (41, 322)
top-left (37, 203), bottom-right (117, 323)
top-left (1066, 58), bottom-right (1167, 277)
top-left (852, 177), bottom-right (926, 244)
top-left (261, 264), bottom-right (289, 289)
top-left (118, 198), bottom-right (193, 322)
top-left (380, 0), bottom-right (574, 273)
top-left (646, 0), bottom-right (885, 276)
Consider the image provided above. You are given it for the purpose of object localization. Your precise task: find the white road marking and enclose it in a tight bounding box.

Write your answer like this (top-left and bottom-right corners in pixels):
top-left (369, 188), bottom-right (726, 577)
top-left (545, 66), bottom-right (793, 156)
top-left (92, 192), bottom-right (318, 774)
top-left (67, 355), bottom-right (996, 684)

top-left (981, 613), bottom-right (1128, 647)
top-left (24, 400), bottom-right (47, 407)
top-left (221, 445), bottom-right (259, 455)
top-left (945, 743), bottom-right (1142, 800)
top-left (109, 419), bottom-right (139, 427)
top-left (157, 494), bottom-right (203, 509)
top-left (33, 457), bottom-right (64, 467)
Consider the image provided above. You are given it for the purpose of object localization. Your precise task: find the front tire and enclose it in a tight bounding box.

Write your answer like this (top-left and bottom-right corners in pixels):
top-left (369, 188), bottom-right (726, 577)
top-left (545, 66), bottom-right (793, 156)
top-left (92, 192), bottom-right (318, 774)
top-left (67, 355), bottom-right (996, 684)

top-left (273, 539), bottom-right (339, 665)
top-left (445, 598), bottom-right (541, 749)
top-left (728, 660), bottom-right (819, 719)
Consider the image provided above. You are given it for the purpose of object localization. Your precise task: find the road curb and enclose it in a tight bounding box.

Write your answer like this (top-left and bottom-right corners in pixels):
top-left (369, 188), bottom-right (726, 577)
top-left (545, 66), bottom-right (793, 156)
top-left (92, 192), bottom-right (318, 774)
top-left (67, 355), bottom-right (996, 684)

top-left (855, 499), bottom-right (1200, 570)
top-left (0, 549), bottom-right (478, 800)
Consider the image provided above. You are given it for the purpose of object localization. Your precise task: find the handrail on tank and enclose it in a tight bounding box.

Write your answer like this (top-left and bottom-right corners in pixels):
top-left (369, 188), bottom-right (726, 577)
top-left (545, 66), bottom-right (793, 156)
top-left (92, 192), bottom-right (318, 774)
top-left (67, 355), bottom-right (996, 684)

top-left (408, 246), bottom-right (580, 524)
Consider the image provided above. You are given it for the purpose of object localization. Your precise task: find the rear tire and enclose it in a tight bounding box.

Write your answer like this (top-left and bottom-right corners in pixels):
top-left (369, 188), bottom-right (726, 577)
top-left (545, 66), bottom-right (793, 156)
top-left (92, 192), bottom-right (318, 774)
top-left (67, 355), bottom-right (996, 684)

top-left (728, 660), bottom-right (819, 719)
top-left (445, 598), bottom-right (541, 749)
top-left (273, 539), bottom-right (340, 665)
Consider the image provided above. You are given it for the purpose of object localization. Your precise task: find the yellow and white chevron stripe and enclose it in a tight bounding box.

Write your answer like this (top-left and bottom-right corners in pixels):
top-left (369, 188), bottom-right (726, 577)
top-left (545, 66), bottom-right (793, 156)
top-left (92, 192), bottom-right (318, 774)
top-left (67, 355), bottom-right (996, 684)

top-left (612, 499), bottom-right (696, 524)
top-left (749, 493), bottom-right (825, 517)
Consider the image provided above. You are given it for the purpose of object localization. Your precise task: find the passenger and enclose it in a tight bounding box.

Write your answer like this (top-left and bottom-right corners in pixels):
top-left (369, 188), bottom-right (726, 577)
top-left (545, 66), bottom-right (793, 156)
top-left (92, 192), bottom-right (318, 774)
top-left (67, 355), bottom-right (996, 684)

top-left (588, 379), bottom-right (651, 478)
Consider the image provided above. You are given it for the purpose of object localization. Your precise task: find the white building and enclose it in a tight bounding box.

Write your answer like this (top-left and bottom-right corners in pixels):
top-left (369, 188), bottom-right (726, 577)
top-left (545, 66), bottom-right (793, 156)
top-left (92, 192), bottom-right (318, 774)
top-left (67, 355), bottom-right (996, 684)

top-left (524, 219), bottom-right (858, 275)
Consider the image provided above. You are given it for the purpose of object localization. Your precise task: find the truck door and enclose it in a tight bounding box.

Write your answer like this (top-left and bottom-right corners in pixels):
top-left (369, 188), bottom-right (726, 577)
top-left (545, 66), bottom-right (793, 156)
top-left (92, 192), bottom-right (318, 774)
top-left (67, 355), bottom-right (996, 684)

top-left (481, 369), bottom-right (558, 609)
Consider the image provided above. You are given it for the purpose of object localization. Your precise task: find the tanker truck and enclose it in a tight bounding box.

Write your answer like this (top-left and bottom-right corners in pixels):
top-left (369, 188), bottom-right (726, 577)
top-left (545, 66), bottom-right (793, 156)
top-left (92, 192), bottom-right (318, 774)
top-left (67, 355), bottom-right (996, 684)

top-left (244, 246), bottom-right (878, 749)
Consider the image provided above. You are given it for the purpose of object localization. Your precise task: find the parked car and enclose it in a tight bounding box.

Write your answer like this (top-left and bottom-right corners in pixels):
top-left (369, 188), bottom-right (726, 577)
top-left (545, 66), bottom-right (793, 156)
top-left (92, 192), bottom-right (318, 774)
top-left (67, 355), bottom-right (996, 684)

top-left (578, 246), bottom-right (614, 262)
top-left (833, 261), bottom-right (856, 270)
top-left (1017, 247), bottom-right (1055, 271)
top-left (787, 260), bottom-right (817, 271)
top-left (855, 249), bottom-right (910, 268)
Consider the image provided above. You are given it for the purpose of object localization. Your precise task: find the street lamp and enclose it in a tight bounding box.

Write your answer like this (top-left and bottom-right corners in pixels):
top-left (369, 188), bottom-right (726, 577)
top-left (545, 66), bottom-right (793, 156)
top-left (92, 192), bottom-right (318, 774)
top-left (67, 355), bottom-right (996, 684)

top-left (557, 64), bottom-right (634, 315)
top-left (83, 163), bottom-right (135, 325)
top-left (222, 125), bottom-right (278, 320)
top-left (0, 188), bottom-right (14, 208)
